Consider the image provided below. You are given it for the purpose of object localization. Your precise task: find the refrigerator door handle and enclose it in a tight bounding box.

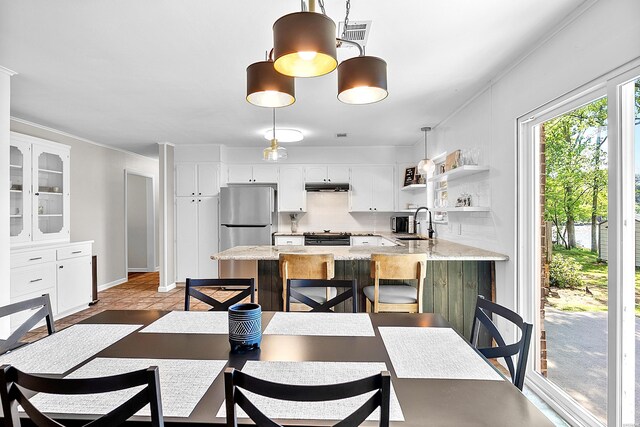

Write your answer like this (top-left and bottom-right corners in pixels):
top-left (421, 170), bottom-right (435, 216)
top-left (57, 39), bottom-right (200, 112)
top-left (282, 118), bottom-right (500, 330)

top-left (220, 224), bottom-right (268, 228)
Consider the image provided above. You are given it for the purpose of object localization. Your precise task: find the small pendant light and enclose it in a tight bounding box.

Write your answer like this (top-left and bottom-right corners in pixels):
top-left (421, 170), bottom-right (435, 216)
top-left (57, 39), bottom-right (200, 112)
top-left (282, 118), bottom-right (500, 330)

top-left (273, 11), bottom-right (338, 78)
top-left (337, 55), bottom-right (388, 104)
top-left (263, 109), bottom-right (288, 162)
top-left (246, 59), bottom-right (295, 108)
top-left (417, 127), bottom-right (435, 176)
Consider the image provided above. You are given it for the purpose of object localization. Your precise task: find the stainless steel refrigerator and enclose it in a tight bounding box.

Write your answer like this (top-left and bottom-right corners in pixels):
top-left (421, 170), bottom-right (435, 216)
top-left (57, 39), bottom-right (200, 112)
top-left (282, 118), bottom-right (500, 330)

top-left (219, 186), bottom-right (276, 280)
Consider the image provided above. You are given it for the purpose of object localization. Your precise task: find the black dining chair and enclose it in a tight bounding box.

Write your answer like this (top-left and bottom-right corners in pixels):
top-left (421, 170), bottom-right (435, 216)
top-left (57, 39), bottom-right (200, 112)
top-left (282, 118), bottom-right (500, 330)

top-left (224, 367), bottom-right (390, 427)
top-left (184, 278), bottom-right (255, 311)
top-left (470, 295), bottom-right (533, 390)
top-left (0, 364), bottom-right (164, 427)
top-left (0, 294), bottom-right (55, 355)
top-left (286, 279), bottom-right (358, 312)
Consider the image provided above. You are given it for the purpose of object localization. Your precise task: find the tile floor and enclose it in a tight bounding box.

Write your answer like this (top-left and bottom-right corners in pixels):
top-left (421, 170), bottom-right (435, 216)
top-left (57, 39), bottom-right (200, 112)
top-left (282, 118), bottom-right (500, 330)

top-left (23, 272), bottom-right (568, 426)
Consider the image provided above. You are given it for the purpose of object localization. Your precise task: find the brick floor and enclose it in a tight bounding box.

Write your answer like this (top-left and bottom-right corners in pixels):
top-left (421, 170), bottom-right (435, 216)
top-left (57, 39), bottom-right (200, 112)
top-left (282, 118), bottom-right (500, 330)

top-left (23, 272), bottom-right (244, 342)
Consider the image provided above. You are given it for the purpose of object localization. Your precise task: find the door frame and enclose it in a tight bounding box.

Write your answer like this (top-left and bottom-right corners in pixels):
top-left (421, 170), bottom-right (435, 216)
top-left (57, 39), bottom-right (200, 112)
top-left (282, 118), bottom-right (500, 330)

top-left (124, 169), bottom-right (156, 274)
top-left (516, 58), bottom-right (640, 427)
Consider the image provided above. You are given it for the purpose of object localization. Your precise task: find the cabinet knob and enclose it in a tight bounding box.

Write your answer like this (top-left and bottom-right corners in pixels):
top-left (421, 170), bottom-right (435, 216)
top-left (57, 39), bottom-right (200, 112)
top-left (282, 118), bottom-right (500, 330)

top-left (328, 179), bottom-right (331, 182)
top-left (199, 192), bottom-right (201, 195)
top-left (374, 208), bottom-right (377, 211)
top-left (369, 208), bottom-right (372, 210)
top-left (323, 179), bottom-right (326, 182)
top-left (198, 199), bottom-right (201, 202)
top-left (299, 208), bottom-right (302, 211)
top-left (191, 192), bottom-right (195, 195)
top-left (191, 199), bottom-right (195, 203)
top-left (35, 192), bottom-right (39, 196)
top-left (59, 265), bottom-right (63, 269)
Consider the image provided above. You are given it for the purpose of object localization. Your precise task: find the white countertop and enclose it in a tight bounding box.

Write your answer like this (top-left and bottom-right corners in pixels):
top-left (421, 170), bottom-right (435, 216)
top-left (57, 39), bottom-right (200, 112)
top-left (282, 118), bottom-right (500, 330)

top-left (212, 239), bottom-right (509, 261)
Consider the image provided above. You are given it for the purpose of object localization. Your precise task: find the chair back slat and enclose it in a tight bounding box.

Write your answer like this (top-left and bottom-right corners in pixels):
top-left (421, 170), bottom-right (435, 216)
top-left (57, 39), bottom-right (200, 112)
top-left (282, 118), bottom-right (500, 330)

top-left (224, 367), bottom-right (390, 427)
top-left (370, 254), bottom-right (426, 280)
top-left (287, 279), bottom-right (358, 312)
top-left (0, 294), bottom-right (55, 355)
top-left (0, 365), bottom-right (164, 427)
top-left (185, 278), bottom-right (255, 311)
top-left (279, 254), bottom-right (334, 280)
top-left (470, 296), bottom-right (533, 390)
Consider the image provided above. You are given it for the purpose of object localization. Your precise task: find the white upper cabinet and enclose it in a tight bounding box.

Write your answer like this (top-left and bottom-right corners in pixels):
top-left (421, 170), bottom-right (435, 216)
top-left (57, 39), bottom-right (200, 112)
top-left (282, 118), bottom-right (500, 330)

top-left (227, 165), bottom-right (278, 183)
top-left (304, 165), bottom-right (350, 183)
top-left (278, 166), bottom-right (306, 212)
top-left (10, 133), bottom-right (71, 245)
top-left (176, 163), bottom-right (219, 197)
top-left (349, 166), bottom-right (395, 212)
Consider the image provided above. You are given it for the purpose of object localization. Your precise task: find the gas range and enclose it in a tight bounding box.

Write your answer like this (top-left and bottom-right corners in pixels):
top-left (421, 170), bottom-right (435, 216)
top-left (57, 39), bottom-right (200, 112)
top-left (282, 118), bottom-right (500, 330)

top-left (303, 231), bottom-right (351, 246)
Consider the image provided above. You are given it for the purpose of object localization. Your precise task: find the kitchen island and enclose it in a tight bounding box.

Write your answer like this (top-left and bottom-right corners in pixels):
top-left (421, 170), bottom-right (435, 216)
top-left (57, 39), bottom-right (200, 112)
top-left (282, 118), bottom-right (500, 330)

top-left (213, 238), bottom-right (508, 341)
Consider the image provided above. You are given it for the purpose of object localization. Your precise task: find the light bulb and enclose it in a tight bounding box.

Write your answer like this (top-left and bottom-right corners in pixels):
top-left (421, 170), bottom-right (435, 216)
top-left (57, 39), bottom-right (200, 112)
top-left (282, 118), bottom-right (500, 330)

top-left (418, 159), bottom-right (435, 176)
top-left (298, 51), bottom-right (318, 61)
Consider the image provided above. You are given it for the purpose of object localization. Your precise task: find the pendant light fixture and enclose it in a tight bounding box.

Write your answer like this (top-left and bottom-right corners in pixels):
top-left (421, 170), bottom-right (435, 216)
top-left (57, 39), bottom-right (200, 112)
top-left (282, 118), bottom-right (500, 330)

top-left (273, 10), bottom-right (337, 78)
top-left (417, 127), bottom-right (435, 176)
top-left (263, 109), bottom-right (288, 162)
top-left (246, 55), bottom-right (295, 108)
top-left (246, 0), bottom-right (388, 107)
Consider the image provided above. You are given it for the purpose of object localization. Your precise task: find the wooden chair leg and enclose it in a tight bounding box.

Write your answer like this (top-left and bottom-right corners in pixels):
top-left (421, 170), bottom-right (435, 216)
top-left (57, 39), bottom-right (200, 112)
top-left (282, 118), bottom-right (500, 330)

top-left (365, 298), bottom-right (371, 313)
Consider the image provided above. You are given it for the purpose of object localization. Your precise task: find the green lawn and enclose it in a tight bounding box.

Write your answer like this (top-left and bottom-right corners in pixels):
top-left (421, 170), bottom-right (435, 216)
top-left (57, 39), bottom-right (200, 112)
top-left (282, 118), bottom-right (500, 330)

top-left (548, 246), bottom-right (640, 315)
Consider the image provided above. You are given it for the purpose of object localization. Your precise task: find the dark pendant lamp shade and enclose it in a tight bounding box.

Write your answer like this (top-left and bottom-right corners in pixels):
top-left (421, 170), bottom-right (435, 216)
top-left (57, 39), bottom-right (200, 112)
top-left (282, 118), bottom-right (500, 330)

top-left (273, 12), bottom-right (338, 78)
top-left (337, 56), bottom-right (388, 104)
top-left (246, 61), bottom-right (295, 108)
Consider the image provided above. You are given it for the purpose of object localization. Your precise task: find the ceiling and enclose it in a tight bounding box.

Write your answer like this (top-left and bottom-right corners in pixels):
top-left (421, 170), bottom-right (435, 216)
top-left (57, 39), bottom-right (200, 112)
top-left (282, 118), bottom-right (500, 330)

top-left (0, 0), bottom-right (586, 157)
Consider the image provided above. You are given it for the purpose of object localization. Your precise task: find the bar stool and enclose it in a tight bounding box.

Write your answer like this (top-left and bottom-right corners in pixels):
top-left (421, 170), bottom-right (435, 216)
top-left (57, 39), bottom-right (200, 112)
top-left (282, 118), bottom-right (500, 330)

top-left (363, 253), bottom-right (427, 313)
top-left (279, 253), bottom-right (336, 312)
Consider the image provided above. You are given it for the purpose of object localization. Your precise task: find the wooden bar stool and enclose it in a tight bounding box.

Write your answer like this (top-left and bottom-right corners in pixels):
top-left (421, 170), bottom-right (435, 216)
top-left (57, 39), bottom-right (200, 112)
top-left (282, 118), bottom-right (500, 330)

top-left (279, 253), bottom-right (335, 312)
top-left (364, 253), bottom-right (427, 313)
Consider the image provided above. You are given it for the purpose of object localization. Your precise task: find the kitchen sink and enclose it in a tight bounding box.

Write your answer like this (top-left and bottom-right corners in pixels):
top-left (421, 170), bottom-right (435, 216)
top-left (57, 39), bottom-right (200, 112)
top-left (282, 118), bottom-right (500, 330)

top-left (395, 236), bottom-right (430, 241)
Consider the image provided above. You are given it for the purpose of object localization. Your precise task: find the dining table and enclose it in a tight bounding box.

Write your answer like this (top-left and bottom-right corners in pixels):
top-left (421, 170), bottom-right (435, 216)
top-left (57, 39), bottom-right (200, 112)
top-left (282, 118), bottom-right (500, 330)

top-left (0, 310), bottom-right (553, 426)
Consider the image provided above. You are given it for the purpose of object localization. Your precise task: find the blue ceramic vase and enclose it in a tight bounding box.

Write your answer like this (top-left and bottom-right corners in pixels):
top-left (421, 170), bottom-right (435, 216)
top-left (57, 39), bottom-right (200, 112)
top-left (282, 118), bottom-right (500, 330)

top-left (228, 303), bottom-right (262, 352)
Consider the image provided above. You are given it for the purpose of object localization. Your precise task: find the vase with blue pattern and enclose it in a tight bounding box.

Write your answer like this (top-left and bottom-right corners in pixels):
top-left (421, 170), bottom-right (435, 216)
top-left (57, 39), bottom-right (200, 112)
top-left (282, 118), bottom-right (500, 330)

top-left (228, 303), bottom-right (262, 352)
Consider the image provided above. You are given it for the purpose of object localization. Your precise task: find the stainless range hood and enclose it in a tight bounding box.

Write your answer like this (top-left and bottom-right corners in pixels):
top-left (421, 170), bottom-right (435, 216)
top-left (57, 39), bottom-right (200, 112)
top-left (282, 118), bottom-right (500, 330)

top-left (305, 182), bottom-right (350, 192)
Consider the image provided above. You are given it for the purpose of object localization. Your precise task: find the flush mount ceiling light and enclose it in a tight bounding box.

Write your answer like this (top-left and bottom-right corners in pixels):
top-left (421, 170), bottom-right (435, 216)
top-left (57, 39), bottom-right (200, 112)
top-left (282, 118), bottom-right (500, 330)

top-left (417, 127), bottom-right (435, 176)
top-left (263, 109), bottom-right (288, 162)
top-left (264, 128), bottom-right (304, 142)
top-left (246, 0), bottom-right (388, 106)
top-left (246, 58), bottom-right (295, 108)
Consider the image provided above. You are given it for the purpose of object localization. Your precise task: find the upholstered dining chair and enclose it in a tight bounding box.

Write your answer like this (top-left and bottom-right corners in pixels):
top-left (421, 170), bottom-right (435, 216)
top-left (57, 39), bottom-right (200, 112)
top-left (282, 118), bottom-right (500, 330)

top-left (184, 278), bottom-right (255, 311)
top-left (363, 253), bottom-right (427, 313)
top-left (279, 253), bottom-right (335, 312)
top-left (0, 364), bottom-right (164, 427)
top-left (471, 295), bottom-right (533, 390)
top-left (224, 367), bottom-right (390, 427)
top-left (0, 294), bottom-right (55, 355)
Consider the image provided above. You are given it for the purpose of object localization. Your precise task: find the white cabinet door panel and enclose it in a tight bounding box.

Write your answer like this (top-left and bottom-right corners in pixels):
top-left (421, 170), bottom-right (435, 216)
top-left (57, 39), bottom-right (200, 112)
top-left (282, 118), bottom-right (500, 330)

top-left (197, 197), bottom-right (219, 278)
top-left (304, 166), bottom-right (327, 183)
top-left (278, 167), bottom-right (306, 212)
top-left (176, 197), bottom-right (198, 282)
top-left (252, 166), bottom-right (278, 183)
top-left (57, 256), bottom-right (92, 314)
top-left (176, 164), bottom-right (197, 196)
top-left (372, 166), bottom-right (395, 212)
top-left (227, 166), bottom-right (254, 183)
top-left (349, 167), bottom-right (373, 212)
top-left (328, 166), bottom-right (350, 183)
top-left (197, 164), bottom-right (219, 197)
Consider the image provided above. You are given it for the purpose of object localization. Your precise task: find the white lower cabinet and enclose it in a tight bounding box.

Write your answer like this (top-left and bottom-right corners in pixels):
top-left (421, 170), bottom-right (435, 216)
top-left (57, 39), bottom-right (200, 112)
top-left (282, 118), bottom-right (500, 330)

top-left (57, 256), bottom-right (92, 314)
top-left (351, 236), bottom-right (381, 246)
top-left (274, 236), bottom-right (304, 246)
top-left (10, 242), bottom-right (93, 332)
top-left (176, 196), bottom-right (219, 282)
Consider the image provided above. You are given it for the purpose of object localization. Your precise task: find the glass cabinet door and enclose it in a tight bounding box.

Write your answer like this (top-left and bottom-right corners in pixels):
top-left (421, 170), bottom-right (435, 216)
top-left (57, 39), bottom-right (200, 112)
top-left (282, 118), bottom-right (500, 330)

top-left (32, 144), bottom-right (69, 241)
top-left (9, 141), bottom-right (31, 242)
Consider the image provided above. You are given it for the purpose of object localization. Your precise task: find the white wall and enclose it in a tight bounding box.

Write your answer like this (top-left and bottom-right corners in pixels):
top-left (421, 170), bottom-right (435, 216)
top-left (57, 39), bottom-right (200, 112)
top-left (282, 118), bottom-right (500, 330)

top-left (0, 67), bottom-right (15, 337)
top-left (158, 143), bottom-right (175, 291)
top-left (421, 0), bottom-right (640, 314)
top-left (127, 173), bottom-right (149, 270)
top-left (10, 119), bottom-right (160, 289)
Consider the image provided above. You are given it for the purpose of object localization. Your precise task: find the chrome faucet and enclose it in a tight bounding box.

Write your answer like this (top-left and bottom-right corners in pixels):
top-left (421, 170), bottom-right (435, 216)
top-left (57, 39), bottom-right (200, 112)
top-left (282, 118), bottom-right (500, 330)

top-left (414, 206), bottom-right (434, 239)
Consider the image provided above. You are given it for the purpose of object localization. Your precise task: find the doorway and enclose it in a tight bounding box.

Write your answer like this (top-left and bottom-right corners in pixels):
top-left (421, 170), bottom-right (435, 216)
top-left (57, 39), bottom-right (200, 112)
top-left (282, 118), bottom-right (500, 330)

top-left (125, 171), bottom-right (155, 273)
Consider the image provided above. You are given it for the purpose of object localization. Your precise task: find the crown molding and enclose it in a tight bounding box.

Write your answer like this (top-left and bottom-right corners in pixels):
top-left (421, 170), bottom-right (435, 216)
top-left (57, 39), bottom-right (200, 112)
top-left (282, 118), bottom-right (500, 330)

top-left (0, 66), bottom-right (17, 76)
top-left (10, 116), bottom-right (157, 162)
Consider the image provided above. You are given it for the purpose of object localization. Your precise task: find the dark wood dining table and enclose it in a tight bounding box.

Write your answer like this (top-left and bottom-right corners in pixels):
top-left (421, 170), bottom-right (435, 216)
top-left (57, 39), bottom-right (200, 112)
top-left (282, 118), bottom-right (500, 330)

top-left (17, 310), bottom-right (552, 426)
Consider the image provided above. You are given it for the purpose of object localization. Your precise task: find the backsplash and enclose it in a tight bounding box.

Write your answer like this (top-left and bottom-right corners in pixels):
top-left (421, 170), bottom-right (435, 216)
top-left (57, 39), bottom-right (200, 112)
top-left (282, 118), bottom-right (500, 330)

top-left (277, 192), bottom-right (393, 233)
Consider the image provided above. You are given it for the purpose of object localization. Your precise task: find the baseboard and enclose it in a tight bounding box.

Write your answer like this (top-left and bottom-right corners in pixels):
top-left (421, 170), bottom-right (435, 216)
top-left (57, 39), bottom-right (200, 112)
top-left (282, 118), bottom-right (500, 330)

top-left (158, 282), bottom-right (176, 293)
top-left (98, 277), bottom-right (127, 292)
top-left (128, 268), bottom-right (155, 273)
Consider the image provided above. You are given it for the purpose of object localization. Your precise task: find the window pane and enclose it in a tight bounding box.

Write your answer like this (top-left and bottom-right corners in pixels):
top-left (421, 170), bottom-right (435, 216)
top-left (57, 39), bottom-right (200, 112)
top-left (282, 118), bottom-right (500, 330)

top-left (537, 97), bottom-right (608, 423)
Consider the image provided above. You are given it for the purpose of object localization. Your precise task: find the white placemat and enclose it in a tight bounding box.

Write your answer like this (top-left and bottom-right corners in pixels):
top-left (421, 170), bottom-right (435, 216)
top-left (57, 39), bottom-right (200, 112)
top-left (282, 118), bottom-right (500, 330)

top-left (379, 327), bottom-right (504, 381)
top-left (216, 361), bottom-right (404, 422)
top-left (29, 358), bottom-right (226, 418)
top-left (0, 324), bottom-right (141, 374)
top-left (263, 312), bottom-right (375, 337)
top-left (139, 311), bottom-right (228, 334)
